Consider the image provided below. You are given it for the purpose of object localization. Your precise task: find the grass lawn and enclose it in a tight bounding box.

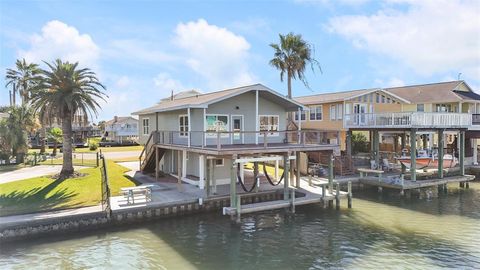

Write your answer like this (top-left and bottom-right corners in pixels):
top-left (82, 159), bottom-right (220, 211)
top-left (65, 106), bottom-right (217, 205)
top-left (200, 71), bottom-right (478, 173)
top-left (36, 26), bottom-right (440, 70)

top-left (244, 162), bottom-right (285, 177)
top-left (0, 161), bottom-right (138, 216)
top-left (74, 145), bottom-right (143, 153)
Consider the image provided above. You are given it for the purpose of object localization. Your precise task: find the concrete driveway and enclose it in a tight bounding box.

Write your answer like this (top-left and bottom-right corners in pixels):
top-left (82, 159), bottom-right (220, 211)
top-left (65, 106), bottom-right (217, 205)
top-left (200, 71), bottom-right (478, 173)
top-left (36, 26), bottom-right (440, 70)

top-left (0, 165), bottom-right (86, 184)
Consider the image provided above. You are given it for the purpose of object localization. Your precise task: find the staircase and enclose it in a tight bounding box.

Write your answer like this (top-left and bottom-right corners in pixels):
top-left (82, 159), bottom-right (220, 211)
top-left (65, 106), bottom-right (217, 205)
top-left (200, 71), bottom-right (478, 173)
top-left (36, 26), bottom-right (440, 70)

top-left (310, 152), bottom-right (354, 176)
top-left (139, 131), bottom-right (164, 173)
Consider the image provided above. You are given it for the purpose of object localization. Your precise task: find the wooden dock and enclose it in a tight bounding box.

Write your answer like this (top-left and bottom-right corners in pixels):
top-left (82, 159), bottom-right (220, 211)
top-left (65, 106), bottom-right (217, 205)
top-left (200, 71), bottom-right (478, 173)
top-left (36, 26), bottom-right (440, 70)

top-left (359, 174), bottom-right (475, 190)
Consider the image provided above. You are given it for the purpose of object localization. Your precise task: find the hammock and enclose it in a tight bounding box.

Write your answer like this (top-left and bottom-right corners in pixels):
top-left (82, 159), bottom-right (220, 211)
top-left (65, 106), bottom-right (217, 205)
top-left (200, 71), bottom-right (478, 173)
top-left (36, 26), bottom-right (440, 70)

top-left (262, 162), bottom-right (285, 186)
top-left (236, 163), bottom-right (257, 193)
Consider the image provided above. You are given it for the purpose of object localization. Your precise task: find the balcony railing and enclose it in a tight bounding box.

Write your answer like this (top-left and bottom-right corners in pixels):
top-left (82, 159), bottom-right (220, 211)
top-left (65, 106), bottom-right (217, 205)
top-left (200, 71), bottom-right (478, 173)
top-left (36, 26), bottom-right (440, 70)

top-left (344, 112), bottom-right (472, 128)
top-left (150, 130), bottom-right (340, 150)
top-left (472, 114), bottom-right (480, 125)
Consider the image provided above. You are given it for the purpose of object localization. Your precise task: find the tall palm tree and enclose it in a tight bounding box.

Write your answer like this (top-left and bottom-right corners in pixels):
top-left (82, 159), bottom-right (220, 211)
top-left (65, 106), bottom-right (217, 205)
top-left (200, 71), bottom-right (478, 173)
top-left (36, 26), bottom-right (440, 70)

top-left (0, 105), bottom-right (36, 162)
top-left (269, 33), bottom-right (321, 101)
top-left (30, 59), bottom-right (107, 177)
top-left (5, 59), bottom-right (42, 105)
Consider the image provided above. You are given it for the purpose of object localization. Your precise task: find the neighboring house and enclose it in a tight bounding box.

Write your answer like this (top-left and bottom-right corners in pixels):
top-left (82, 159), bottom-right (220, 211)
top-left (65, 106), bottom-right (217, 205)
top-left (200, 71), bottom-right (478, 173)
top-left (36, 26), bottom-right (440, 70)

top-left (104, 116), bottom-right (139, 144)
top-left (133, 84), bottom-right (338, 189)
top-left (295, 80), bottom-right (480, 165)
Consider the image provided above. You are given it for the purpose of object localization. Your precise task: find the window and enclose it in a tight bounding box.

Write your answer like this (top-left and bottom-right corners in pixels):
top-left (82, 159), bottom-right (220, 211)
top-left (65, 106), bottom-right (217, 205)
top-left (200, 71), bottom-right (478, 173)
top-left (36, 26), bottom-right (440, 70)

top-left (369, 94), bottom-right (373, 103)
top-left (387, 97), bottom-right (391, 104)
top-left (205, 115), bottom-right (229, 137)
top-left (417, 104), bottom-right (425, 112)
top-left (215, 159), bottom-right (224, 167)
top-left (362, 95), bottom-right (367, 102)
top-left (337, 104), bottom-right (343, 120)
top-left (330, 105), bottom-right (336, 120)
top-left (376, 93), bottom-right (380, 103)
top-left (142, 118), bottom-right (149, 135)
top-left (179, 115), bottom-right (189, 137)
top-left (310, 106), bottom-right (323, 121)
top-left (381, 95), bottom-right (386, 103)
top-left (259, 115), bottom-right (279, 135)
top-left (294, 110), bottom-right (306, 121)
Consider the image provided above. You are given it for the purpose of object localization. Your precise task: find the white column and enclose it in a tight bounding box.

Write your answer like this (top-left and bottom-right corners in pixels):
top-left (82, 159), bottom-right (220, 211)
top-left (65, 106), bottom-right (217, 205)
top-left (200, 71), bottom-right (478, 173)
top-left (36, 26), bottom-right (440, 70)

top-left (182, 150), bottom-right (187, 180)
top-left (298, 108), bottom-right (302, 130)
top-left (203, 108), bottom-right (207, 147)
top-left (187, 107), bottom-right (191, 147)
top-left (239, 162), bottom-right (244, 183)
top-left (255, 90), bottom-right (259, 145)
top-left (275, 159), bottom-right (279, 180)
top-left (473, 139), bottom-right (478, 165)
top-left (199, 155), bottom-right (205, 189)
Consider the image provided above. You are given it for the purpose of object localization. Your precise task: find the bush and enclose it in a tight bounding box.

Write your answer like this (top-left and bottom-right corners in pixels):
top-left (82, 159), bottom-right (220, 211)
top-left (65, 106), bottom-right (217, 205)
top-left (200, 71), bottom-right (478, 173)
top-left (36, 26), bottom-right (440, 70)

top-left (352, 132), bottom-right (369, 154)
top-left (89, 142), bottom-right (98, 151)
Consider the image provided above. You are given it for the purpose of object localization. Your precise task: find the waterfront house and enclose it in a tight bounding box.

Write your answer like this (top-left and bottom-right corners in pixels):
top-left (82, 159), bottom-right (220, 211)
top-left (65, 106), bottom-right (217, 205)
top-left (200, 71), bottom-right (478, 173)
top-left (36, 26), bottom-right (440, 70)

top-left (104, 116), bottom-right (139, 144)
top-left (294, 81), bottom-right (480, 176)
top-left (133, 83), bottom-right (339, 190)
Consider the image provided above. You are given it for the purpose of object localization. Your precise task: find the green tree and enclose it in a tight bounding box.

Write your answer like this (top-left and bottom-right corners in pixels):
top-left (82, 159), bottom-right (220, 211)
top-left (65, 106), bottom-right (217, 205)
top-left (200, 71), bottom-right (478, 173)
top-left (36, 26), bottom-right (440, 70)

top-left (352, 132), bottom-right (369, 154)
top-left (30, 59), bottom-right (107, 177)
top-left (0, 106), bottom-right (36, 163)
top-left (47, 127), bottom-right (63, 156)
top-left (269, 32), bottom-right (321, 103)
top-left (5, 59), bottom-right (42, 105)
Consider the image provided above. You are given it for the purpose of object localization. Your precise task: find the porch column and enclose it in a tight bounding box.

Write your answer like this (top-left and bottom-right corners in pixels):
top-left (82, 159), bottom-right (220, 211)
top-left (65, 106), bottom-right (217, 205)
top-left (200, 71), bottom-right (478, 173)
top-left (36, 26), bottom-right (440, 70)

top-left (187, 107), bottom-right (191, 147)
top-left (473, 138), bottom-right (478, 165)
top-left (283, 153), bottom-right (290, 200)
top-left (177, 150), bottom-right (183, 191)
top-left (410, 129), bottom-right (417, 182)
top-left (374, 130), bottom-right (380, 169)
top-left (255, 90), bottom-right (259, 145)
top-left (182, 150), bottom-right (187, 180)
top-left (199, 155), bottom-right (205, 189)
top-left (156, 112), bottom-right (159, 131)
top-left (401, 132), bottom-right (406, 174)
top-left (239, 162), bottom-right (244, 183)
top-left (298, 108), bottom-right (302, 130)
top-left (296, 151), bottom-right (301, 188)
top-left (275, 158), bottom-right (279, 180)
top-left (155, 147), bottom-right (159, 180)
top-left (206, 158), bottom-right (212, 197)
top-left (346, 130), bottom-right (352, 159)
top-left (230, 155), bottom-right (237, 208)
top-left (203, 108), bottom-right (206, 147)
top-left (460, 130), bottom-right (465, 176)
top-left (438, 129), bottom-right (444, 179)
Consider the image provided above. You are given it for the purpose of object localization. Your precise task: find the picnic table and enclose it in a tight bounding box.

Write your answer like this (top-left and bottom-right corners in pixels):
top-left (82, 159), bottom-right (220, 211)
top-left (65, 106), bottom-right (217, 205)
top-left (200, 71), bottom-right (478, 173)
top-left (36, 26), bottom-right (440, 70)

top-left (121, 185), bottom-right (154, 204)
top-left (358, 168), bottom-right (384, 181)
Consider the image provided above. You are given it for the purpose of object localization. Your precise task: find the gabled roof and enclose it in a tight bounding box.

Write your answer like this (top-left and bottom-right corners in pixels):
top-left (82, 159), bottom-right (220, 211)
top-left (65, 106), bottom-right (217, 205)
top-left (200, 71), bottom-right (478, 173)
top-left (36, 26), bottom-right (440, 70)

top-left (105, 116), bottom-right (138, 125)
top-left (295, 81), bottom-right (479, 105)
top-left (133, 83), bottom-right (304, 115)
top-left (159, 89), bottom-right (202, 103)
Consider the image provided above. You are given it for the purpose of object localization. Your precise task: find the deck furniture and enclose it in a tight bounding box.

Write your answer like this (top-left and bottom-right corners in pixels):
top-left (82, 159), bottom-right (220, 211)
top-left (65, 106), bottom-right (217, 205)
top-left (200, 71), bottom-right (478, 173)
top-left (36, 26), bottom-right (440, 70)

top-left (121, 185), bottom-right (153, 204)
top-left (358, 168), bottom-right (384, 181)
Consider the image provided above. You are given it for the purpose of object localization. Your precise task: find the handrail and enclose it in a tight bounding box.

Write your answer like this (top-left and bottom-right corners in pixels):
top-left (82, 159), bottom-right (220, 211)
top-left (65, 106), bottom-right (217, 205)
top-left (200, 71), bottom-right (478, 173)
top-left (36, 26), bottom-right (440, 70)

top-left (344, 112), bottom-right (472, 128)
top-left (139, 131), bottom-right (158, 169)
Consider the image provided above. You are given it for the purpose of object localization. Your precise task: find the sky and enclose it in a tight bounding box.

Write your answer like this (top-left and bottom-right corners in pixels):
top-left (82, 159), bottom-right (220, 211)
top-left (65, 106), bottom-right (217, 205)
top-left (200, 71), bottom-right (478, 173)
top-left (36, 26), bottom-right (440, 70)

top-left (0, 0), bottom-right (479, 122)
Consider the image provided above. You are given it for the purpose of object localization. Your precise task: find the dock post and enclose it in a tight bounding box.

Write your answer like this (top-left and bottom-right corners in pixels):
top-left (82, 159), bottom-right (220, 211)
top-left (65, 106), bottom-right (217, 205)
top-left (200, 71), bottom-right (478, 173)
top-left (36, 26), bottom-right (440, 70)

top-left (466, 181), bottom-right (470, 189)
top-left (253, 162), bottom-right (259, 193)
top-left (460, 182), bottom-right (464, 188)
top-left (346, 130), bottom-right (352, 159)
top-left (236, 195), bottom-right (241, 223)
top-left (212, 159), bottom-right (217, 195)
top-left (296, 151), bottom-right (301, 188)
top-left (347, 181), bottom-right (352, 208)
top-left (283, 153), bottom-right (290, 200)
top-left (230, 155), bottom-right (238, 209)
top-left (401, 132), bottom-right (406, 174)
top-left (290, 188), bottom-right (295, 213)
top-left (328, 154), bottom-right (334, 193)
top-left (206, 158), bottom-right (211, 197)
top-left (335, 182), bottom-right (340, 210)
top-left (410, 129), bottom-right (417, 182)
top-left (308, 174), bottom-right (312, 186)
top-left (460, 130), bottom-right (465, 176)
top-left (177, 150), bottom-right (184, 191)
top-left (438, 129), bottom-right (444, 178)
top-left (374, 130), bottom-right (380, 170)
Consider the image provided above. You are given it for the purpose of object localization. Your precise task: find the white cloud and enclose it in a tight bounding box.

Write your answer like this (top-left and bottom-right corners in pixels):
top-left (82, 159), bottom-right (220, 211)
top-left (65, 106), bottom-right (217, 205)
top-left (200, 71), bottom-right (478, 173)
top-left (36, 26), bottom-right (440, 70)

top-left (327, 0), bottom-right (480, 79)
top-left (153, 72), bottom-right (185, 92)
top-left (18, 20), bottom-right (99, 68)
top-left (173, 19), bottom-right (255, 89)
top-left (115, 76), bottom-right (131, 88)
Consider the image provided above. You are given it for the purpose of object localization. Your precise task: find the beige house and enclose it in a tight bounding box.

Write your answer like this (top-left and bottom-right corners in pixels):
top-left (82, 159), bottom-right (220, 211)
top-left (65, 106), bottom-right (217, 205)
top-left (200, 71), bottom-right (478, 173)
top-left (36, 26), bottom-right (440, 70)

top-left (295, 81), bottom-right (480, 166)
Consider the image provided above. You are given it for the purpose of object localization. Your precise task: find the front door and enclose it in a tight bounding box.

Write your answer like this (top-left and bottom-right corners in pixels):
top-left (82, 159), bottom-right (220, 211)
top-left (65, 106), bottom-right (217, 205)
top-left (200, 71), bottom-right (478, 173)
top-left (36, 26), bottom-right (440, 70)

top-left (354, 103), bottom-right (367, 125)
top-left (232, 115), bottom-right (243, 144)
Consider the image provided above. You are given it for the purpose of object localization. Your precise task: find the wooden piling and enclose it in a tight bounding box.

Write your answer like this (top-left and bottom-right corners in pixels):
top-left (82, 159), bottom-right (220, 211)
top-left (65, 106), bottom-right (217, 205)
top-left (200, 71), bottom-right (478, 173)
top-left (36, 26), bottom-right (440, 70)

top-left (290, 188), bottom-right (296, 213)
top-left (347, 181), bottom-right (352, 208)
top-left (283, 154), bottom-right (290, 200)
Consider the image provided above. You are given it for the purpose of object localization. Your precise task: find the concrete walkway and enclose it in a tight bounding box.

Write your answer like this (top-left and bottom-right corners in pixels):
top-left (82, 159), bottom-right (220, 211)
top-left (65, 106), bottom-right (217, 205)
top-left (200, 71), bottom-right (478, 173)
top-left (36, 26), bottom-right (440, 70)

top-left (0, 205), bottom-right (102, 229)
top-left (0, 165), bottom-right (86, 184)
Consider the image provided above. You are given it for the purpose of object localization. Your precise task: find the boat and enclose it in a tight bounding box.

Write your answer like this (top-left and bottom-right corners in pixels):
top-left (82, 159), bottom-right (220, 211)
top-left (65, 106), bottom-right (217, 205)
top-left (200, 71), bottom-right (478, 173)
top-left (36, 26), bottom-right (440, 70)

top-left (396, 150), bottom-right (457, 169)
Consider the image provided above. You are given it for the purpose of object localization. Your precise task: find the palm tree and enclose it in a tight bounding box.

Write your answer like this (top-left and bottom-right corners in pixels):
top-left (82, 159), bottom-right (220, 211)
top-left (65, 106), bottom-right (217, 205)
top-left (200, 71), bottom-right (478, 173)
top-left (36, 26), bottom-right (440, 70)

top-left (5, 59), bottom-right (42, 105)
top-left (47, 127), bottom-right (63, 156)
top-left (30, 59), bottom-right (107, 177)
top-left (269, 32), bottom-right (321, 101)
top-left (0, 105), bottom-right (36, 162)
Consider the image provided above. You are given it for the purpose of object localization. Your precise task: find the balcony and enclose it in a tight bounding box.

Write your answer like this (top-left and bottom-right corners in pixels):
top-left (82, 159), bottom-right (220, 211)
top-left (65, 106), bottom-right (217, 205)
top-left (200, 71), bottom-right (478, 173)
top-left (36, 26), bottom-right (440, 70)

top-left (146, 130), bottom-right (340, 155)
top-left (344, 112), bottom-right (472, 129)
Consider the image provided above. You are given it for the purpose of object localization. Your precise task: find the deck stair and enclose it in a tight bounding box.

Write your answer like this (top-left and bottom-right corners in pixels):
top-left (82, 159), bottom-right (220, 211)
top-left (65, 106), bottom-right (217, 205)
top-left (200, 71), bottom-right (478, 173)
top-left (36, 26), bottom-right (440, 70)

top-left (140, 131), bottom-right (164, 173)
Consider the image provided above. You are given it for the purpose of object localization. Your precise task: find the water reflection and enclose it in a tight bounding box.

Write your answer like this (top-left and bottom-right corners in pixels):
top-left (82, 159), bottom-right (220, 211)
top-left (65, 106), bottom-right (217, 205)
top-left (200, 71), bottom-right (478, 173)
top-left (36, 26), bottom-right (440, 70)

top-left (1, 183), bottom-right (480, 269)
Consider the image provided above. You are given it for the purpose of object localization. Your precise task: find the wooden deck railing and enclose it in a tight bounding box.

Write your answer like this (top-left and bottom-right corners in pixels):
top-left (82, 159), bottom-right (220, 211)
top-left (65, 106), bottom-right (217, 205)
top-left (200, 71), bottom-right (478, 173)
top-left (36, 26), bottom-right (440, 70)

top-left (151, 129), bottom-right (340, 150)
top-left (344, 112), bottom-right (472, 128)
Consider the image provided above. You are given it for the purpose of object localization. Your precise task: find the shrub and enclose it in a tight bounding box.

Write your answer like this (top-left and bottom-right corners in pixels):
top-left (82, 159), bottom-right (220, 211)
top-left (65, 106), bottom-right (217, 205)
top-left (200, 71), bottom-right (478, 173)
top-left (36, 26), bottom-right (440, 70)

top-left (89, 142), bottom-right (98, 151)
top-left (352, 132), bottom-right (369, 154)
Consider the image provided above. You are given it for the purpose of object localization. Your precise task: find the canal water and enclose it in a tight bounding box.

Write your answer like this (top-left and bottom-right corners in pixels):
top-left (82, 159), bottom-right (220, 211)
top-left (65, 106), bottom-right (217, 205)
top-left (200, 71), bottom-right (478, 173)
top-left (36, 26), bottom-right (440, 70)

top-left (1, 183), bottom-right (480, 269)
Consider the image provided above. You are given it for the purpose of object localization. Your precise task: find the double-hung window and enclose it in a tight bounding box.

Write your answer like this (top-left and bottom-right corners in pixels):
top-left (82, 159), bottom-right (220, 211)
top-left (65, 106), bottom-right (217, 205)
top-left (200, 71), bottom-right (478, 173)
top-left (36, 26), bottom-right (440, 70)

top-left (337, 104), bottom-right (343, 120)
top-left (310, 106), bottom-right (322, 121)
top-left (142, 118), bottom-right (149, 135)
top-left (259, 115), bottom-right (279, 136)
top-left (294, 110), bottom-right (306, 121)
top-left (330, 105), bottom-right (336, 120)
top-left (179, 115), bottom-right (189, 137)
